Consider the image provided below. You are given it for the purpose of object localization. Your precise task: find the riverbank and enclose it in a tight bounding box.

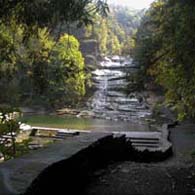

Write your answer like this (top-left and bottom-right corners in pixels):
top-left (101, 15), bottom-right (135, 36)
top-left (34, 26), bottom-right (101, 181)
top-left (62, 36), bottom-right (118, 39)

top-left (84, 121), bottom-right (195, 195)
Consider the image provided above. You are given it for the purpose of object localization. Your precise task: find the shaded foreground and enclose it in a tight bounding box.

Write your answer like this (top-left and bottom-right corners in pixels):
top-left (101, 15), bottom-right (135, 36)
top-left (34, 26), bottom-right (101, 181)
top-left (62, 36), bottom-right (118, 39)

top-left (0, 122), bottom-right (194, 195)
top-left (0, 126), bottom-right (171, 195)
top-left (85, 122), bottom-right (195, 195)
top-left (23, 132), bottom-right (171, 195)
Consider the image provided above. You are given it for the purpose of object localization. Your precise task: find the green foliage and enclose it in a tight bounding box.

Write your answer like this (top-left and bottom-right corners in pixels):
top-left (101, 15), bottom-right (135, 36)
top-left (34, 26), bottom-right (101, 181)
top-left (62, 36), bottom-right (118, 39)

top-left (48, 34), bottom-right (86, 106)
top-left (109, 34), bottom-right (121, 55)
top-left (133, 0), bottom-right (195, 120)
top-left (0, 106), bottom-right (32, 160)
top-left (83, 6), bottom-right (143, 55)
top-left (0, 0), bottom-right (110, 108)
top-left (0, 18), bottom-right (86, 107)
top-left (0, 106), bottom-right (21, 159)
top-left (97, 18), bottom-right (109, 54)
top-left (0, 0), bottom-right (109, 28)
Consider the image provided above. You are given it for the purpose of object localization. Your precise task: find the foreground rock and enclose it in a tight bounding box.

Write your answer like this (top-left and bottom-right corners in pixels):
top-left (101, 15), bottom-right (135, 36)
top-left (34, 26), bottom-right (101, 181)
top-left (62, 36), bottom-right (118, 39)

top-left (85, 122), bottom-right (195, 195)
top-left (0, 126), bottom-right (172, 195)
top-left (0, 133), bottom-right (110, 195)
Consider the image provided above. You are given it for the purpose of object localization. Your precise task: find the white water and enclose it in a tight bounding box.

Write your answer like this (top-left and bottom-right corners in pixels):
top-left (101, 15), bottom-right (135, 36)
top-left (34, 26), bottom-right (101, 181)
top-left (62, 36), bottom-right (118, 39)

top-left (88, 56), bottom-right (152, 122)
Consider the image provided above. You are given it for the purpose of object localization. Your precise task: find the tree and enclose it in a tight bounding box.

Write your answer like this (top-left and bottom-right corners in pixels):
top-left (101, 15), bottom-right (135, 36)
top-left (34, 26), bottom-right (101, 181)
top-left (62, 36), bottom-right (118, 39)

top-left (83, 5), bottom-right (143, 55)
top-left (109, 33), bottom-right (121, 55)
top-left (0, 0), bottom-right (106, 107)
top-left (121, 36), bottom-right (135, 55)
top-left (133, 0), bottom-right (195, 120)
top-left (48, 34), bottom-right (86, 106)
top-left (0, 0), bottom-right (109, 29)
top-left (0, 19), bottom-right (86, 107)
top-left (98, 19), bottom-right (109, 54)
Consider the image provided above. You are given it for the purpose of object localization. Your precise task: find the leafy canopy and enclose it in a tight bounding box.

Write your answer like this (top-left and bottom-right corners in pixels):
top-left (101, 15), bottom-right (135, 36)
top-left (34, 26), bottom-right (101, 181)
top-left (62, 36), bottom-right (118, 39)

top-left (133, 0), bottom-right (195, 120)
top-left (0, 0), bottom-right (109, 28)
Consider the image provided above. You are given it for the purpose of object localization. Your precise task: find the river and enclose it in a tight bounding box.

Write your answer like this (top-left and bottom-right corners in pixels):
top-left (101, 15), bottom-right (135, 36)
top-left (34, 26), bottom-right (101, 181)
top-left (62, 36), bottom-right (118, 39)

top-left (85, 56), bottom-right (157, 131)
top-left (23, 56), bottom-right (158, 132)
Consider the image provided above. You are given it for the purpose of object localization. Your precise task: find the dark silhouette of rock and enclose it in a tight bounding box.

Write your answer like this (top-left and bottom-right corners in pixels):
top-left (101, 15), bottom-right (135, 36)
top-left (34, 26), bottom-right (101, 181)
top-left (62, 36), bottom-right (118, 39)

top-left (23, 134), bottom-right (172, 195)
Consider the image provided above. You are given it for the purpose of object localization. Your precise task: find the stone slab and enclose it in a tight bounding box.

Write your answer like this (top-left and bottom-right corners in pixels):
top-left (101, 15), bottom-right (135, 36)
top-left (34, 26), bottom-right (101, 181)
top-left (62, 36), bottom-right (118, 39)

top-left (0, 133), bottom-right (111, 195)
top-left (0, 125), bottom-right (172, 195)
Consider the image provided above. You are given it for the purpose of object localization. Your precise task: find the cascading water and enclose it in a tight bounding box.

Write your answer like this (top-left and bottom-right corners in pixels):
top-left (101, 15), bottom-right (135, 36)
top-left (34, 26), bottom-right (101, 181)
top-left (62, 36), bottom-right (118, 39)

top-left (88, 56), bottom-right (152, 123)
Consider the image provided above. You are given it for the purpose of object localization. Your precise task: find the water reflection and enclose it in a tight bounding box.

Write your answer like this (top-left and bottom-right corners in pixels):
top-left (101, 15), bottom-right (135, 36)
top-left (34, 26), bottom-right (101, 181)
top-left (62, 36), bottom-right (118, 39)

top-left (23, 114), bottom-right (154, 132)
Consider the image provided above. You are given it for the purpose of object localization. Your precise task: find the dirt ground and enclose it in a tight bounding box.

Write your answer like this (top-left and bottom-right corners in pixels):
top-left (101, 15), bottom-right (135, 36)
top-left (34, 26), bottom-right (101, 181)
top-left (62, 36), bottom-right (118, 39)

top-left (84, 122), bottom-right (195, 195)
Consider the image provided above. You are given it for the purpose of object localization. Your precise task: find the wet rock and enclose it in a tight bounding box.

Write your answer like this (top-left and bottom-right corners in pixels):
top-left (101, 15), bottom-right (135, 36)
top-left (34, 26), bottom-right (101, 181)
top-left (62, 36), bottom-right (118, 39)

top-left (76, 110), bottom-right (95, 118)
top-left (56, 108), bottom-right (80, 115)
top-left (88, 58), bottom-right (153, 123)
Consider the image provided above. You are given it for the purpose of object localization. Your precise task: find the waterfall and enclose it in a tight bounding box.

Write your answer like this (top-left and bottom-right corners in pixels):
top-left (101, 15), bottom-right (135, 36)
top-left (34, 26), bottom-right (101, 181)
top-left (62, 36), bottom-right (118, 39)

top-left (89, 56), bottom-right (151, 122)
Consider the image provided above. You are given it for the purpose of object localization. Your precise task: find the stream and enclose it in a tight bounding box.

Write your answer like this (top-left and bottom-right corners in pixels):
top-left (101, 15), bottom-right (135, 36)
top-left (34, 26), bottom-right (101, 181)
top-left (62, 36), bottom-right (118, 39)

top-left (86, 56), bottom-right (154, 130)
top-left (89, 57), bottom-right (150, 121)
top-left (23, 56), bottom-right (159, 132)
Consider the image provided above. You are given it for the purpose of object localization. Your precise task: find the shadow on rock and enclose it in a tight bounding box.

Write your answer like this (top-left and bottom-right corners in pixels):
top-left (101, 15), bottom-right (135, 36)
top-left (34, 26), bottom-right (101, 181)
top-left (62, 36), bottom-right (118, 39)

top-left (23, 135), bottom-right (172, 195)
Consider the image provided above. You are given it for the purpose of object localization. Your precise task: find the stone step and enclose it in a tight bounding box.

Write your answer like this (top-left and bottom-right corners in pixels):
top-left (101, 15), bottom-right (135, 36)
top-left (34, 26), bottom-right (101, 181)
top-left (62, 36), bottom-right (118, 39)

top-left (132, 143), bottom-right (159, 147)
top-left (56, 131), bottom-right (79, 137)
top-left (129, 137), bottom-right (159, 141)
top-left (114, 131), bottom-right (161, 139)
top-left (130, 139), bottom-right (159, 144)
top-left (129, 137), bottom-right (160, 149)
top-left (54, 134), bottom-right (78, 139)
top-left (113, 130), bottom-right (169, 152)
